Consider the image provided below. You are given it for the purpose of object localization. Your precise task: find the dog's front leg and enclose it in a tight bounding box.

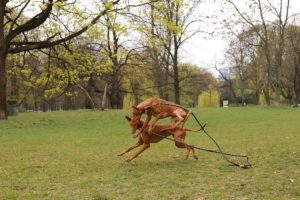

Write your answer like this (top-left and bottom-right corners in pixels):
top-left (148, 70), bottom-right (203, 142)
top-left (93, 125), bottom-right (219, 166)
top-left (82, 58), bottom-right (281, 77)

top-left (118, 141), bottom-right (143, 156)
top-left (126, 143), bottom-right (150, 162)
top-left (134, 111), bottom-right (152, 138)
top-left (148, 114), bottom-right (162, 135)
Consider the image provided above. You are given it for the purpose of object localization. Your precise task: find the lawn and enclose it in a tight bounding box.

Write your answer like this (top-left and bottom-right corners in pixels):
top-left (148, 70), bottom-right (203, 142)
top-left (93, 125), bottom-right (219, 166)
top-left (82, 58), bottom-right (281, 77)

top-left (0, 107), bottom-right (299, 200)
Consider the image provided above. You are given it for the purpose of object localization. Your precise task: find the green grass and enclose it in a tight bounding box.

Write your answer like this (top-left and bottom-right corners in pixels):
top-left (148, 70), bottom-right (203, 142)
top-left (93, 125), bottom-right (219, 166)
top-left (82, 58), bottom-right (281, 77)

top-left (0, 107), bottom-right (299, 200)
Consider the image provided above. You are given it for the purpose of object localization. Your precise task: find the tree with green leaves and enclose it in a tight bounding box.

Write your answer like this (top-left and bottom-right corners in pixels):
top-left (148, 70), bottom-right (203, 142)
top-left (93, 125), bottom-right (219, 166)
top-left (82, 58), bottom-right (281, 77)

top-left (99, 9), bottom-right (135, 109)
top-left (133, 0), bottom-right (201, 104)
top-left (0, 0), bottom-right (121, 119)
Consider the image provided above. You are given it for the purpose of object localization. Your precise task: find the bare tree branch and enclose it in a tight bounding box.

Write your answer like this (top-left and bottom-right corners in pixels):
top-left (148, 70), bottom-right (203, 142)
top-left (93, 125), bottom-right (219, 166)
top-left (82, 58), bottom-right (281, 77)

top-left (7, 0), bottom-right (121, 54)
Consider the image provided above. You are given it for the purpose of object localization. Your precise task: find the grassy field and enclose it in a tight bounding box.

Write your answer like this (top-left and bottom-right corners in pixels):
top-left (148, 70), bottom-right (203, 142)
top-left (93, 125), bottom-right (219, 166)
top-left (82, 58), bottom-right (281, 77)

top-left (0, 107), bottom-right (299, 200)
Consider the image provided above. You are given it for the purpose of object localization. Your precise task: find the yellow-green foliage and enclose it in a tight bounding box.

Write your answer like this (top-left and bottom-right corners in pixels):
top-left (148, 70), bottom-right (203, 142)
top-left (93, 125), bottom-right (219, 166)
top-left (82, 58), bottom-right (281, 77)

top-left (258, 92), bottom-right (284, 105)
top-left (198, 90), bottom-right (220, 107)
top-left (123, 94), bottom-right (135, 109)
top-left (259, 94), bottom-right (267, 105)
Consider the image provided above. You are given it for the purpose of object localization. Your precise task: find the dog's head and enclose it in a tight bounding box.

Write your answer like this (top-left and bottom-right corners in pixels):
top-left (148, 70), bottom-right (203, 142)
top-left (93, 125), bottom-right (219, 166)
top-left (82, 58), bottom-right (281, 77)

top-left (132, 106), bottom-right (145, 117)
top-left (125, 115), bottom-right (143, 135)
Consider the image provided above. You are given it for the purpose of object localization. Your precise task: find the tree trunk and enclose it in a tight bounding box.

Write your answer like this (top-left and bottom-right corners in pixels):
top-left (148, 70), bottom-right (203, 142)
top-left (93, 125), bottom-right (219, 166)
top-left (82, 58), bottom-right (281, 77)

top-left (293, 56), bottom-right (300, 105)
top-left (101, 83), bottom-right (107, 110)
top-left (164, 29), bottom-right (172, 101)
top-left (0, 2), bottom-right (7, 119)
top-left (263, 57), bottom-right (272, 106)
top-left (109, 75), bottom-right (122, 109)
top-left (152, 52), bottom-right (165, 99)
top-left (255, 89), bottom-right (260, 105)
top-left (173, 46), bottom-right (180, 104)
top-left (77, 83), bottom-right (96, 110)
top-left (274, 79), bottom-right (281, 106)
top-left (241, 87), bottom-right (245, 106)
top-left (263, 87), bottom-right (271, 106)
top-left (150, 4), bottom-right (166, 99)
top-left (173, 63), bottom-right (180, 104)
top-left (265, 59), bottom-right (272, 106)
top-left (164, 64), bottom-right (170, 101)
top-left (239, 76), bottom-right (246, 106)
top-left (0, 51), bottom-right (6, 119)
top-left (274, 52), bottom-right (282, 106)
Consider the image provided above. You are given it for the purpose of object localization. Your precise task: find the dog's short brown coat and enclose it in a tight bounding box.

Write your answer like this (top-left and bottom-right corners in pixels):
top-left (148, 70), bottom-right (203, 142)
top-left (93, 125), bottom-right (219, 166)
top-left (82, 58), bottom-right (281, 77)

top-left (131, 97), bottom-right (191, 137)
top-left (118, 116), bottom-right (201, 162)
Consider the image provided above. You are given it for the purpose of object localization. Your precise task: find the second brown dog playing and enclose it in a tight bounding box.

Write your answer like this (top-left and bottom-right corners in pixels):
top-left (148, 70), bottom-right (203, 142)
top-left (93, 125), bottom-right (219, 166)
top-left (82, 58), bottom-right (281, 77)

top-left (118, 116), bottom-right (204, 162)
top-left (131, 97), bottom-right (191, 137)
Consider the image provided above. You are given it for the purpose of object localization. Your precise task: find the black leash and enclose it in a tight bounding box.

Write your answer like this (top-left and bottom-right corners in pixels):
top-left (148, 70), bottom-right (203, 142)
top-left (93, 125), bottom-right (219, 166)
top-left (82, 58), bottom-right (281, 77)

top-left (190, 112), bottom-right (252, 169)
top-left (151, 102), bottom-right (252, 169)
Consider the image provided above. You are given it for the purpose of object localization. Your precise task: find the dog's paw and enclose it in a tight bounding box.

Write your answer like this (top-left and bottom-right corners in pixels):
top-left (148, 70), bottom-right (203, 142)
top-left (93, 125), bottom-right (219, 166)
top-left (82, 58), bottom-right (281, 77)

top-left (126, 159), bottom-right (132, 162)
top-left (193, 155), bottom-right (199, 160)
top-left (117, 153), bottom-right (124, 156)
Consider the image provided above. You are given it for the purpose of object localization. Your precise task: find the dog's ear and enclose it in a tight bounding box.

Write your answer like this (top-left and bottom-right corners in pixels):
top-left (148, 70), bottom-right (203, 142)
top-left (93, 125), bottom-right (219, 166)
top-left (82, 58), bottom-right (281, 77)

top-left (125, 115), bottom-right (132, 121)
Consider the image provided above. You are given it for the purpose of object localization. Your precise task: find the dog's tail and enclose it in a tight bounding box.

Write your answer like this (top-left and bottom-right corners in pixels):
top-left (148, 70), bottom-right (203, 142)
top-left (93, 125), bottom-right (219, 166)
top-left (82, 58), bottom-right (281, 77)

top-left (184, 123), bottom-right (207, 132)
top-left (184, 128), bottom-right (202, 132)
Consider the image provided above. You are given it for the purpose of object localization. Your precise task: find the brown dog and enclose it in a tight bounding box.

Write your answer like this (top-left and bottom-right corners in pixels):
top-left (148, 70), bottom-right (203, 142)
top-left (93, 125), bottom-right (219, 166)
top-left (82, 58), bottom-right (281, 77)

top-left (118, 116), bottom-right (202, 162)
top-left (131, 97), bottom-right (191, 137)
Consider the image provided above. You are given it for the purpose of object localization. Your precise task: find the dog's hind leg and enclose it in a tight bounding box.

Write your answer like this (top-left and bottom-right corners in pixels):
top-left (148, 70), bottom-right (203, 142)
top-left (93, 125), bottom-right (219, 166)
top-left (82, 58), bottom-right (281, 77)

top-left (126, 143), bottom-right (150, 162)
top-left (190, 145), bottom-right (198, 160)
top-left (173, 135), bottom-right (191, 160)
top-left (184, 148), bottom-right (192, 160)
top-left (118, 140), bottom-right (143, 156)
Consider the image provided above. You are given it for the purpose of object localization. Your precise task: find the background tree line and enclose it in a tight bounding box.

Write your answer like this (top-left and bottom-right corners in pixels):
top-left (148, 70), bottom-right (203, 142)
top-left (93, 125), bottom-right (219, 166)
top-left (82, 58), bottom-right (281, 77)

top-left (1, 0), bottom-right (300, 120)
top-left (218, 0), bottom-right (300, 106)
top-left (2, 0), bottom-right (216, 119)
